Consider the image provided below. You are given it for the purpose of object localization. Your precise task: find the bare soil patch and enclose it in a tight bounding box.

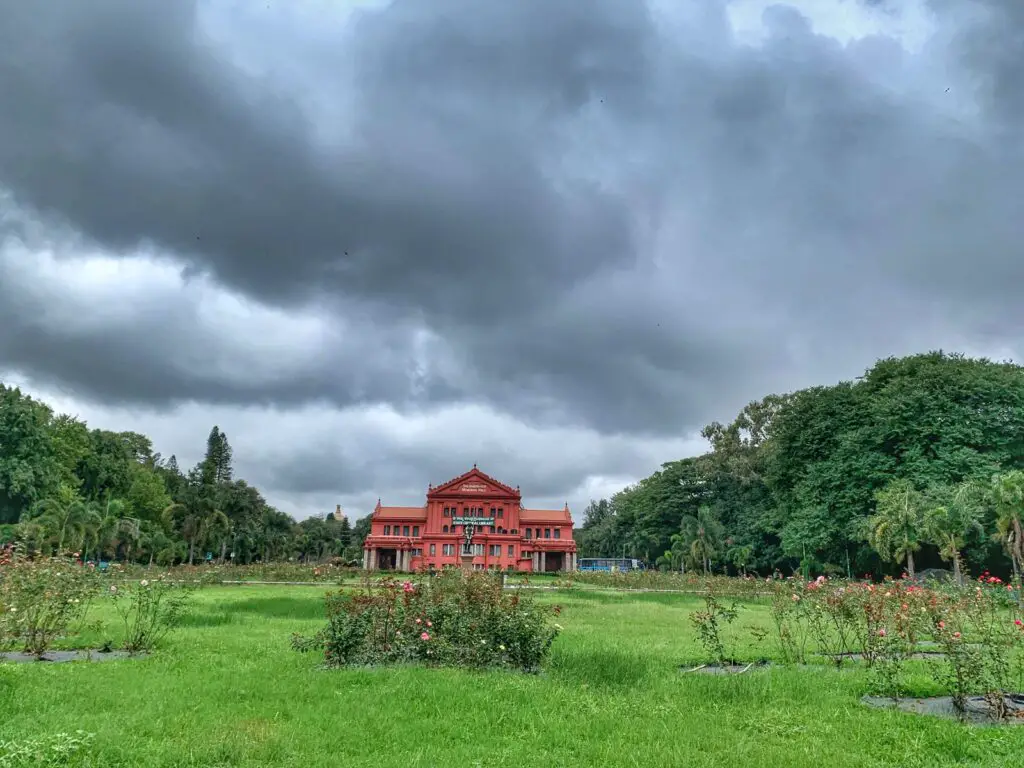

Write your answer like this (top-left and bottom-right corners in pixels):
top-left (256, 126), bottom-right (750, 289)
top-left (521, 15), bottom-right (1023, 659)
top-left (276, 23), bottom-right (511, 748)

top-left (682, 661), bottom-right (772, 675)
top-left (862, 694), bottom-right (1024, 725)
top-left (1, 649), bottom-right (148, 663)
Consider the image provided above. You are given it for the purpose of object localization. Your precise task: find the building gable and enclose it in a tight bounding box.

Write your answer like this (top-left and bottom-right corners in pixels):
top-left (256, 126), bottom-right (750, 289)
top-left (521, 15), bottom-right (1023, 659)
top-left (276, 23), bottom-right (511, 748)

top-left (427, 467), bottom-right (520, 500)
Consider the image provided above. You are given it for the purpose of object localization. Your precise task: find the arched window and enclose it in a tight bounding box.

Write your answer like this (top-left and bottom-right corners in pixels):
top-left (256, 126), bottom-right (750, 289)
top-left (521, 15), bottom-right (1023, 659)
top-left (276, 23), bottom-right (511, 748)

top-left (443, 525), bottom-right (449, 533)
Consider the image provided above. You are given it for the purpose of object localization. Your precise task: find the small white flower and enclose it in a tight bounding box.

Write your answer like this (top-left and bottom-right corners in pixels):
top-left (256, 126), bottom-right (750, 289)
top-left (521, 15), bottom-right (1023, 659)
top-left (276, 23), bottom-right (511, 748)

top-left (140, 579), bottom-right (149, 587)
top-left (109, 585), bottom-right (118, 594)
top-left (499, 644), bottom-right (506, 651)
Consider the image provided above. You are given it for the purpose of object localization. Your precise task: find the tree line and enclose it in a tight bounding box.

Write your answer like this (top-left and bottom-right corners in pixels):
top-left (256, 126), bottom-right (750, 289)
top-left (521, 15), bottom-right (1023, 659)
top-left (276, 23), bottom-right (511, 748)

top-left (0, 384), bottom-right (369, 564)
top-left (576, 351), bottom-right (1024, 581)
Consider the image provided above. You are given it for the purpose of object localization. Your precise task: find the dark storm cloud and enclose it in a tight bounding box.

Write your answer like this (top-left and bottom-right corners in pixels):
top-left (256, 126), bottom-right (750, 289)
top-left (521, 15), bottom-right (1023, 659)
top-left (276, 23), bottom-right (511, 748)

top-left (1, 0), bottom-right (1023, 435)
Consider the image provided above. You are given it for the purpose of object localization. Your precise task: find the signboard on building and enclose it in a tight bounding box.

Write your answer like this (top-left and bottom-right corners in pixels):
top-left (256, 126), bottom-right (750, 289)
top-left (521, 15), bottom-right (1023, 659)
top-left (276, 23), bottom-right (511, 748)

top-left (459, 482), bottom-right (489, 493)
top-left (452, 516), bottom-right (492, 525)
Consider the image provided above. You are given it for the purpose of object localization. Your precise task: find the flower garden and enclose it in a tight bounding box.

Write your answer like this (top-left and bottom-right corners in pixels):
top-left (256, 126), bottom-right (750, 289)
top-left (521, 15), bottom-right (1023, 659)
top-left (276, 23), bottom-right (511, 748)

top-left (4, 554), bottom-right (1024, 766)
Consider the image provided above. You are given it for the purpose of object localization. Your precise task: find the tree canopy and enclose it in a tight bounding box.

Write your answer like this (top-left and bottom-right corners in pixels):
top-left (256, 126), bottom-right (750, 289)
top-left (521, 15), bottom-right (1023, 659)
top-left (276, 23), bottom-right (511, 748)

top-left (576, 351), bottom-right (1024, 579)
top-left (0, 383), bottom-right (366, 565)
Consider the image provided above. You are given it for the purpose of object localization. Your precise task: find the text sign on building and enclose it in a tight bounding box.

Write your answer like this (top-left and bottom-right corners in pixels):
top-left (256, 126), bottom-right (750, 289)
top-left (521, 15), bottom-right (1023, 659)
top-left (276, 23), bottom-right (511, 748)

top-left (452, 516), bottom-right (492, 525)
top-left (459, 482), bottom-right (489, 493)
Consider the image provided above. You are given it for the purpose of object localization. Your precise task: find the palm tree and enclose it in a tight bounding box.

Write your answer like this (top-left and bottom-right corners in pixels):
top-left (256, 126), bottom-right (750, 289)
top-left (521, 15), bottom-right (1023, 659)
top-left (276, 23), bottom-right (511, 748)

top-left (924, 481), bottom-right (985, 585)
top-left (21, 498), bottom-right (100, 556)
top-left (90, 498), bottom-right (141, 562)
top-left (866, 479), bottom-right (927, 578)
top-left (677, 506), bottom-right (725, 575)
top-left (991, 471), bottom-right (1024, 586)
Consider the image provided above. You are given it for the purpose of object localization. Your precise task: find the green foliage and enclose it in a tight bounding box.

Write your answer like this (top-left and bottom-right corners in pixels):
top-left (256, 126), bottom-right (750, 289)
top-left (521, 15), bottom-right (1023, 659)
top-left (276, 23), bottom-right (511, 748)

top-left (865, 479), bottom-right (928, 577)
top-left (586, 351), bottom-right (1024, 580)
top-left (109, 575), bottom-right (195, 653)
top-left (0, 731), bottom-right (95, 767)
top-left (688, 590), bottom-right (738, 665)
top-left (0, 386), bottom-right (61, 525)
top-left (0, 552), bottom-right (100, 656)
top-left (293, 571), bottom-right (561, 671)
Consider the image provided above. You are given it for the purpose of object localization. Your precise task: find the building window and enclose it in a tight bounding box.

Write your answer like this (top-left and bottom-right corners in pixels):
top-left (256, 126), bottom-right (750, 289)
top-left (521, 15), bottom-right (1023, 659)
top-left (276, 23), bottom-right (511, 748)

top-left (489, 526), bottom-right (495, 533)
top-left (489, 544), bottom-right (501, 556)
top-left (443, 507), bottom-right (450, 517)
top-left (508, 545), bottom-right (515, 557)
top-left (525, 529), bottom-right (532, 539)
top-left (490, 507), bottom-right (496, 517)
top-left (544, 529), bottom-right (551, 539)
top-left (442, 544), bottom-right (455, 556)
top-left (535, 528), bottom-right (541, 539)
top-left (475, 543), bottom-right (485, 556)
top-left (442, 525), bottom-right (449, 533)
top-left (554, 529), bottom-right (560, 539)
top-left (497, 507), bottom-right (504, 519)
top-left (413, 526), bottom-right (420, 537)
top-left (403, 526), bottom-right (410, 537)
top-left (383, 525), bottom-right (390, 535)
top-left (430, 544), bottom-right (436, 556)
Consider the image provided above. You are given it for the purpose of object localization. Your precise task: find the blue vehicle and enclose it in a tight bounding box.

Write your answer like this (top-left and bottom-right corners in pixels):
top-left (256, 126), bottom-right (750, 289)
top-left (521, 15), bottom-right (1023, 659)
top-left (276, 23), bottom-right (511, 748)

top-left (578, 557), bottom-right (646, 572)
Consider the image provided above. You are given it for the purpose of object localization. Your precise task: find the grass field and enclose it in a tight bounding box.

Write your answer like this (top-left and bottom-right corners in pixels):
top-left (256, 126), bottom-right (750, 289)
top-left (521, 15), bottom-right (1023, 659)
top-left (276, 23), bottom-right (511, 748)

top-left (2, 585), bottom-right (1023, 767)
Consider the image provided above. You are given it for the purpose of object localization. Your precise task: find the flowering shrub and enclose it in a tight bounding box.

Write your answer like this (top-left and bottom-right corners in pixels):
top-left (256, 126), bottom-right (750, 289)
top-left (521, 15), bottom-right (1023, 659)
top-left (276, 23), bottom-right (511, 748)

top-left (292, 571), bottom-right (561, 671)
top-left (109, 576), bottom-right (195, 653)
top-left (0, 551), bottom-right (99, 657)
top-left (768, 587), bottom-right (811, 664)
top-left (926, 586), bottom-right (1024, 718)
top-left (689, 590), bottom-right (739, 665)
top-left (803, 577), bottom-right (859, 667)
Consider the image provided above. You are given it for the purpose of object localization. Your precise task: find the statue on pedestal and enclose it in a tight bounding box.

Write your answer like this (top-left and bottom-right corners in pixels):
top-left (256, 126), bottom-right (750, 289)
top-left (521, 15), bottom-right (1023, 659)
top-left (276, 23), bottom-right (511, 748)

top-left (462, 522), bottom-right (476, 555)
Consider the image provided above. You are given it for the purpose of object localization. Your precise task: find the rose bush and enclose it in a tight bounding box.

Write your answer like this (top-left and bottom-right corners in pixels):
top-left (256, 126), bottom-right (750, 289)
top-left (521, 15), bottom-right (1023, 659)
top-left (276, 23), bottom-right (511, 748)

top-left (109, 575), bottom-right (195, 653)
top-left (293, 570), bottom-right (561, 671)
top-left (0, 550), bottom-right (99, 657)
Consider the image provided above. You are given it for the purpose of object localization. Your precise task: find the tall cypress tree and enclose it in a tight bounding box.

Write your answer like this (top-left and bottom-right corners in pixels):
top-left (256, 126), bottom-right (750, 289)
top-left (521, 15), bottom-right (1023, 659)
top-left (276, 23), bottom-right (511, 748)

top-left (200, 427), bottom-right (233, 486)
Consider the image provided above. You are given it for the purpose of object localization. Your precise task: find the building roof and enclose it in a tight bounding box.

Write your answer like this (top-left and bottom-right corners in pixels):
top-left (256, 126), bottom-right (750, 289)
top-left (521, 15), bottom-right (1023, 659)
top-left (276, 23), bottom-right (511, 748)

top-left (520, 508), bottom-right (573, 525)
top-left (374, 506), bottom-right (428, 521)
top-left (428, 466), bottom-right (520, 498)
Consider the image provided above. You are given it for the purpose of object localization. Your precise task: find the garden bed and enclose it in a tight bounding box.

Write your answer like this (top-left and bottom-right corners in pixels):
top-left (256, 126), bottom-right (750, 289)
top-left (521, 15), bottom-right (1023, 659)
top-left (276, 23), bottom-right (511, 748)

top-left (2, 649), bottom-right (148, 664)
top-left (862, 694), bottom-right (1024, 726)
top-left (681, 661), bottom-right (772, 675)
top-left (820, 651), bottom-right (947, 662)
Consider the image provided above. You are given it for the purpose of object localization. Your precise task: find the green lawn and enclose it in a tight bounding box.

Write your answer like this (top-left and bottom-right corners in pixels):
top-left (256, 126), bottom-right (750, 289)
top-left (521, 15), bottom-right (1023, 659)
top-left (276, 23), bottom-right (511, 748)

top-left (1, 586), bottom-right (1022, 767)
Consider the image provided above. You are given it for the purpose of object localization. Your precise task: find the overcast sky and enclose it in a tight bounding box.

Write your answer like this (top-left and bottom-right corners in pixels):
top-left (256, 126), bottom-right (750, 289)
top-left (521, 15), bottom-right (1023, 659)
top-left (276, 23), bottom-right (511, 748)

top-left (1, 0), bottom-right (1021, 522)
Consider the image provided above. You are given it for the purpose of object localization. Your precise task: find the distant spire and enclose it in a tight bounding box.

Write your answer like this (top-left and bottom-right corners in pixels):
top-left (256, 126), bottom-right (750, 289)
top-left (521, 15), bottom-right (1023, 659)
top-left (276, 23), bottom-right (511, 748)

top-left (473, 462), bottom-right (477, 468)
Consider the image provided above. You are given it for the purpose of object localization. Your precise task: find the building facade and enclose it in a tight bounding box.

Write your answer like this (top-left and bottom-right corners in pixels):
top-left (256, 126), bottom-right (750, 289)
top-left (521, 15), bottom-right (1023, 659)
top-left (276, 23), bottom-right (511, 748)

top-left (363, 467), bottom-right (577, 572)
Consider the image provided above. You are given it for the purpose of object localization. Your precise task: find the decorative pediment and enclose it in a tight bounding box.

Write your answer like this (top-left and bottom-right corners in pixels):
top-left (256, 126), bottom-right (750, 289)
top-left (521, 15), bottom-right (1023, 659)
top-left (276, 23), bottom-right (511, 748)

top-left (428, 466), bottom-right (520, 499)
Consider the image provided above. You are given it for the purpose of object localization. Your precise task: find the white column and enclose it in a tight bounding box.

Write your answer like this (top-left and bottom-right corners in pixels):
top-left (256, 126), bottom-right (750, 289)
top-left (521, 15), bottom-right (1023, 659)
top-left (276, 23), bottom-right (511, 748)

top-left (362, 549), bottom-right (369, 570)
top-left (370, 549), bottom-right (378, 570)
top-left (532, 552), bottom-right (538, 572)
top-left (399, 550), bottom-right (407, 572)
top-left (540, 552), bottom-right (547, 573)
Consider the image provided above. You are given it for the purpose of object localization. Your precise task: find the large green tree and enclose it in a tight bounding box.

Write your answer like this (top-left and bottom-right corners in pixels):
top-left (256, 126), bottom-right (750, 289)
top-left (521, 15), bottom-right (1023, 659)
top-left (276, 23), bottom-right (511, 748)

top-left (0, 385), bottom-right (62, 524)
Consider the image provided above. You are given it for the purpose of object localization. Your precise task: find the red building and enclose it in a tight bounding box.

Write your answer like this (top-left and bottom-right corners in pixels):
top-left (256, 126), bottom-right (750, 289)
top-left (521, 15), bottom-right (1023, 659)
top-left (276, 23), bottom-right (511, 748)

top-left (363, 467), bottom-right (577, 573)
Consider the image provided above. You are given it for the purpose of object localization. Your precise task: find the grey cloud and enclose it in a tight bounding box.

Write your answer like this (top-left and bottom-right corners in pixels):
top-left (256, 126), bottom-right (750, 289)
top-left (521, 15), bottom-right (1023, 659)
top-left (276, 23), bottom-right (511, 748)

top-left (1, 0), bottom-right (1023, 439)
top-left (265, 429), bottom-right (670, 502)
